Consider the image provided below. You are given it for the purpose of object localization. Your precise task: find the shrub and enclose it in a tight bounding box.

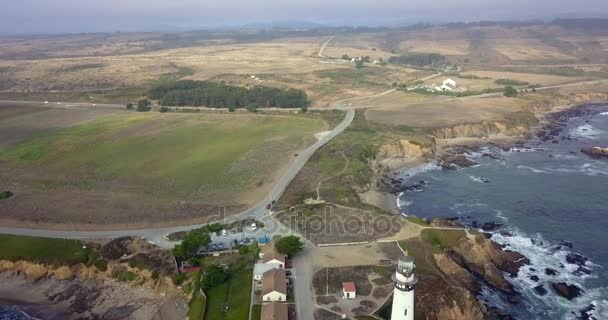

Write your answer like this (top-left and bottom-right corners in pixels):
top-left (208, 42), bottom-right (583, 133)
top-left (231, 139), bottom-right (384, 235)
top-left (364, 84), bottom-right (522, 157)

top-left (172, 273), bottom-right (187, 286)
top-left (503, 86), bottom-right (518, 97)
top-left (159, 106), bottom-right (169, 113)
top-left (126, 103), bottom-right (133, 110)
top-left (136, 99), bottom-right (151, 112)
top-left (0, 191), bottom-right (13, 200)
top-left (495, 79), bottom-right (529, 86)
top-left (113, 269), bottom-right (137, 282)
top-left (93, 259), bottom-right (108, 271)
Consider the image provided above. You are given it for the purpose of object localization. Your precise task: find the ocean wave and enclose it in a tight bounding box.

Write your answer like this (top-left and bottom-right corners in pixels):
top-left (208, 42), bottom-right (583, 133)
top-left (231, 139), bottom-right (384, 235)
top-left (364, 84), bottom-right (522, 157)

top-left (570, 124), bottom-right (602, 140)
top-left (396, 192), bottom-right (413, 211)
top-left (488, 230), bottom-right (608, 320)
top-left (516, 165), bottom-right (549, 174)
top-left (599, 112), bottom-right (608, 116)
top-left (468, 175), bottom-right (490, 183)
top-left (397, 162), bottom-right (440, 181)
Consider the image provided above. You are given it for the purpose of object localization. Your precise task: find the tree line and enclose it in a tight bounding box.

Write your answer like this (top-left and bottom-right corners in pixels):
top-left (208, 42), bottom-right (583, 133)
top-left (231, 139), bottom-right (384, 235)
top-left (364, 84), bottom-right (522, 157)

top-left (388, 53), bottom-right (449, 67)
top-left (148, 80), bottom-right (309, 109)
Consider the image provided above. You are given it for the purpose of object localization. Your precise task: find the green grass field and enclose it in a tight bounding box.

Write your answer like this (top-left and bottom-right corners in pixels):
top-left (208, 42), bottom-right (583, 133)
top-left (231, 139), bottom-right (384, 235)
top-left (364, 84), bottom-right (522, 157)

top-left (0, 234), bottom-right (98, 266)
top-left (251, 305), bottom-right (261, 320)
top-left (204, 263), bottom-right (253, 320)
top-left (1, 112), bottom-right (324, 200)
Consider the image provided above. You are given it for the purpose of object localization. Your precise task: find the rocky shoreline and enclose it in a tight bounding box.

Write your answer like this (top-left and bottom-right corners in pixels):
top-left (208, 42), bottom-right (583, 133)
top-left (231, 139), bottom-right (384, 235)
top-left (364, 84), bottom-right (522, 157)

top-left (369, 102), bottom-right (608, 320)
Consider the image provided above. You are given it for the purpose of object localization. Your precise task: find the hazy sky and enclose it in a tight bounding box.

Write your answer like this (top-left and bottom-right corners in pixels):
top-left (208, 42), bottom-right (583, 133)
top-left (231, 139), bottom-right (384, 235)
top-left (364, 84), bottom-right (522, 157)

top-left (2, 0), bottom-right (608, 34)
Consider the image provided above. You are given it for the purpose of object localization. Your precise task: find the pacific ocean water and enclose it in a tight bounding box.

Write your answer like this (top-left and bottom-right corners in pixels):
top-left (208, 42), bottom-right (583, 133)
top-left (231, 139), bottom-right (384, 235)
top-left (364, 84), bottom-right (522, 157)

top-left (397, 105), bottom-right (608, 319)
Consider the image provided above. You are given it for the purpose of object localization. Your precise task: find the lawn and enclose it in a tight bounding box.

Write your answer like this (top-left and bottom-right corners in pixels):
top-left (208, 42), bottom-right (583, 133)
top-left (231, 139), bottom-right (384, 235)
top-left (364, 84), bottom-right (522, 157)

top-left (188, 289), bottom-right (207, 320)
top-left (204, 264), bottom-right (253, 320)
top-left (1, 112), bottom-right (324, 199)
top-left (0, 234), bottom-right (98, 266)
top-left (420, 229), bottom-right (467, 251)
top-left (251, 305), bottom-right (261, 320)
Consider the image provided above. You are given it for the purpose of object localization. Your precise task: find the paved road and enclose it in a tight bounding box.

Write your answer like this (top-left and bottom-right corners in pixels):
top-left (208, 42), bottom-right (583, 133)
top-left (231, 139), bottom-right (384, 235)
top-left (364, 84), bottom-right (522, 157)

top-left (292, 241), bottom-right (316, 320)
top-left (0, 108), bottom-right (355, 248)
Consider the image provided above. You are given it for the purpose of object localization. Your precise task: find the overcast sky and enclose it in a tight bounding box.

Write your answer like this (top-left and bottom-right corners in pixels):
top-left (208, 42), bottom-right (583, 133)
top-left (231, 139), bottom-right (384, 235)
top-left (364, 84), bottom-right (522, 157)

top-left (1, 0), bottom-right (608, 34)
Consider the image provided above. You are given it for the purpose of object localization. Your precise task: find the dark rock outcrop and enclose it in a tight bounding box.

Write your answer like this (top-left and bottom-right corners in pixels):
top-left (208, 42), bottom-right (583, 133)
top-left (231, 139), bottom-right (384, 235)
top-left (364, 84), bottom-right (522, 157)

top-left (551, 282), bottom-right (583, 300)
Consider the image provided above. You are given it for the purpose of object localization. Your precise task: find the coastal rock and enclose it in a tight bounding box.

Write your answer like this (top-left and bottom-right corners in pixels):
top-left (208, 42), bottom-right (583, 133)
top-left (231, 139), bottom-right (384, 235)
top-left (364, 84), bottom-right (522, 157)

top-left (534, 284), bottom-right (548, 296)
top-left (440, 154), bottom-right (477, 170)
top-left (432, 121), bottom-right (528, 140)
top-left (551, 282), bottom-right (583, 300)
top-left (448, 235), bottom-right (529, 294)
top-left (545, 268), bottom-right (559, 276)
top-left (481, 222), bottom-right (503, 231)
top-left (580, 147), bottom-right (608, 159)
top-left (434, 253), bottom-right (481, 293)
top-left (375, 139), bottom-right (429, 170)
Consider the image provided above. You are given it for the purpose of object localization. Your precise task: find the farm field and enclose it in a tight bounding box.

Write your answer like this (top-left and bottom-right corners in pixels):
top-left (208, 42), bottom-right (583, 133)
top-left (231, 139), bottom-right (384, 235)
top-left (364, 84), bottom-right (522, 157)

top-left (0, 105), bottom-right (326, 229)
top-left (364, 95), bottom-right (530, 127)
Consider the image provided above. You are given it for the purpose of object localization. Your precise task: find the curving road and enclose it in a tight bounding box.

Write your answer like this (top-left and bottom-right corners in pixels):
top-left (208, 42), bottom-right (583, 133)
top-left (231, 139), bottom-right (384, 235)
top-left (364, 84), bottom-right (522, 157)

top-left (0, 107), bottom-right (355, 248)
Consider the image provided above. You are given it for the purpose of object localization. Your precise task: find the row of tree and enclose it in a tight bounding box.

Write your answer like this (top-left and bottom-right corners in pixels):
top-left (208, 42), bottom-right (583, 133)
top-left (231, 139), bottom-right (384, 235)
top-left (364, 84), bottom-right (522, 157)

top-left (148, 80), bottom-right (309, 109)
top-left (388, 53), bottom-right (449, 67)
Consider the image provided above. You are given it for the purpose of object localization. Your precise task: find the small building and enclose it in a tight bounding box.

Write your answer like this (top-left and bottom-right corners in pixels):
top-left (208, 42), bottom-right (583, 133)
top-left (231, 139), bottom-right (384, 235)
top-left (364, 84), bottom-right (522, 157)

top-left (343, 282), bottom-right (357, 299)
top-left (262, 269), bottom-right (287, 302)
top-left (261, 302), bottom-right (288, 320)
top-left (254, 262), bottom-right (281, 281)
top-left (435, 78), bottom-right (458, 92)
top-left (259, 241), bottom-right (286, 269)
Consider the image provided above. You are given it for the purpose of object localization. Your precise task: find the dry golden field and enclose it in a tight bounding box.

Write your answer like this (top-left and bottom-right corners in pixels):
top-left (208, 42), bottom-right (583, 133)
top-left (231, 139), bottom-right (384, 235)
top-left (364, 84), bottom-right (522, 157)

top-left (363, 95), bottom-right (530, 127)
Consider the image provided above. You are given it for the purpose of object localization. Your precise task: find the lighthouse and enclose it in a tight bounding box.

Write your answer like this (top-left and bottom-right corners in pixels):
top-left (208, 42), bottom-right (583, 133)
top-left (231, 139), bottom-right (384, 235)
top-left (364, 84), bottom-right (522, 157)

top-left (391, 255), bottom-right (418, 320)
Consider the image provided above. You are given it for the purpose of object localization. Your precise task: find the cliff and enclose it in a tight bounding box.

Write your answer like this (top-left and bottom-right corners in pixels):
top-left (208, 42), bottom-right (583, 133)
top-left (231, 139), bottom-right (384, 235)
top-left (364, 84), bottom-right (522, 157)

top-left (407, 230), bottom-right (529, 320)
top-left (0, 259), bottom-right (187, 320)
top-left (431, 121), bottom-right (529, 140)
top-left (375, 139), bottom-right (431, 171)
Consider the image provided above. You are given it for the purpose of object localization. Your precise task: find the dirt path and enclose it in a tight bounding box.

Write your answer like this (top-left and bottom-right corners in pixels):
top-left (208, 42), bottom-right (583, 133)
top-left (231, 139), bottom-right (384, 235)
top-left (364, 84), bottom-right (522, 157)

top-left (318, 36), bottom-right (335, 58)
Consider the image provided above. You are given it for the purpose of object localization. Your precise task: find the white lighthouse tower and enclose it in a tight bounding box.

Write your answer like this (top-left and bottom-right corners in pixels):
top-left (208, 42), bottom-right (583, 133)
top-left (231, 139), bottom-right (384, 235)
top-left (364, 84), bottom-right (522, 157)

top-left (391, 255), bottom-right (418, 320)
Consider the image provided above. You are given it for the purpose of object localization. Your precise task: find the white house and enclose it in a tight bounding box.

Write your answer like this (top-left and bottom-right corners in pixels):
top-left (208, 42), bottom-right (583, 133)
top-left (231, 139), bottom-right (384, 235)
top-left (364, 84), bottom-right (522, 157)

top-left (262, 269), bottom-right (287, 302)
top-left (259, 241), bottom-right (286, 269)
top-left (435, 78), bottom-right (457, 92)
top-left (343, 282), bottom-right (356, 299)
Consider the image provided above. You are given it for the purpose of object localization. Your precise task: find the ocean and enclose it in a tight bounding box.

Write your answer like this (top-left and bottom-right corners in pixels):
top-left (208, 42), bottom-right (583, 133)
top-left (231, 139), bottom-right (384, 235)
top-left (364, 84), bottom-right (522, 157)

top-left (396, 105), bottom-right (608, 319)
top-left (0, 305), bottom-right (37, 320)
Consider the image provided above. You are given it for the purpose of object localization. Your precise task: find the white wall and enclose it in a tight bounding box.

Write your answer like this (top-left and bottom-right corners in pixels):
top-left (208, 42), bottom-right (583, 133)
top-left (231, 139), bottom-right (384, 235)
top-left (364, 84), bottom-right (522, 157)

top-left (263, 291), bottom-right (286, 302)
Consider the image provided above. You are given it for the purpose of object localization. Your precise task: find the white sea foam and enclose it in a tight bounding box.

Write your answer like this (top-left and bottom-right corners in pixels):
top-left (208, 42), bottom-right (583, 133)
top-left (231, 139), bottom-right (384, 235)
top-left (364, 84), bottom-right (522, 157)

top-left (516, 165), bottom-right (548, 174)
top-left (570, 124), bottom-right (602, 140)
top-left (599, 112), bottom-right (608, 116)
top-left (397, 162), bottom-right (440, 181)
top-left (488, 230), bottom-right (608, 320)
top-left (468, 175), bottom-right (489, 183)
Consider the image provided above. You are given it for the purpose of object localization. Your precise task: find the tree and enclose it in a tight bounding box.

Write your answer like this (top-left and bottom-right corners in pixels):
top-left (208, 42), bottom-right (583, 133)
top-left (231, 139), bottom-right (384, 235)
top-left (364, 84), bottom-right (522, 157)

top-left (159, 106), bottom-right (169, 113)
top-left (246, 103), bottom-right (258, 113)
top-left (171, 229), bottom-right (211, 257)
top-left (503, 86), bottom-right (518, 97)
top-left (275, 236), bottom-right (304, 256)
top-left (228, 106), bottom-right (236, 112)
top-left (355, 60), bottom-right (365, 69)
top-left (300, 106), bottom-right (308, 113)
top-left (341, 54), bottom-right (351, 61)
top-left (136, 99), bottom-right (151, 112)
top-left (126, 103), bottom-right (133, 110)
top-left (201, 265), bottom-right (229, 289)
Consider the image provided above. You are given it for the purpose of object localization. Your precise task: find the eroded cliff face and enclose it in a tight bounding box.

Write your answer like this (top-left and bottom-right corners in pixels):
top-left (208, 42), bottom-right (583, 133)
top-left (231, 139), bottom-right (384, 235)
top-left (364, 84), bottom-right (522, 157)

top-left (412, 232), bottom-right (529, 320)
top-left (0, 260), bottom-right (187, 320)
top-left (431, 121), bottom-right (529, 140)
top-left (375, 140), bottom-right (431, 170)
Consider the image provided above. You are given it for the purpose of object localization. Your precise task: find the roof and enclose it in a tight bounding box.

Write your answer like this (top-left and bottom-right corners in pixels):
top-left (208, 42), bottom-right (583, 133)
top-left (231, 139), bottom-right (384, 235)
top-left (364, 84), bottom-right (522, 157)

top-left (342, 282), bottom-right (356, 293)
top-left (261, 302), bottom-right (288, 320)
top-left (254, 262), bottom-right (279, 276)
top-left (262, 269), bottom-right (287, 296)
top-left (260, 241), bottom-right (286, 264)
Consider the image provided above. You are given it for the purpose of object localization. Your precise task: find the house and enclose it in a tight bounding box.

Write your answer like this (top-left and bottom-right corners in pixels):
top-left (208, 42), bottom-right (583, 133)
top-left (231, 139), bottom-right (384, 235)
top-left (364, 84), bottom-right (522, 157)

top-left (435, 78), bottom-right (457, 92)
top-left (259, 241), bottom-right (286, 268)
top-left (254, 262), bottom-right (280, 281)
top-left (262, 269), bottom-right (287, 302)
top-left (343, 282), bottom-right (356, 299)
top-left (261, 302), bottom-right (288, 320)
